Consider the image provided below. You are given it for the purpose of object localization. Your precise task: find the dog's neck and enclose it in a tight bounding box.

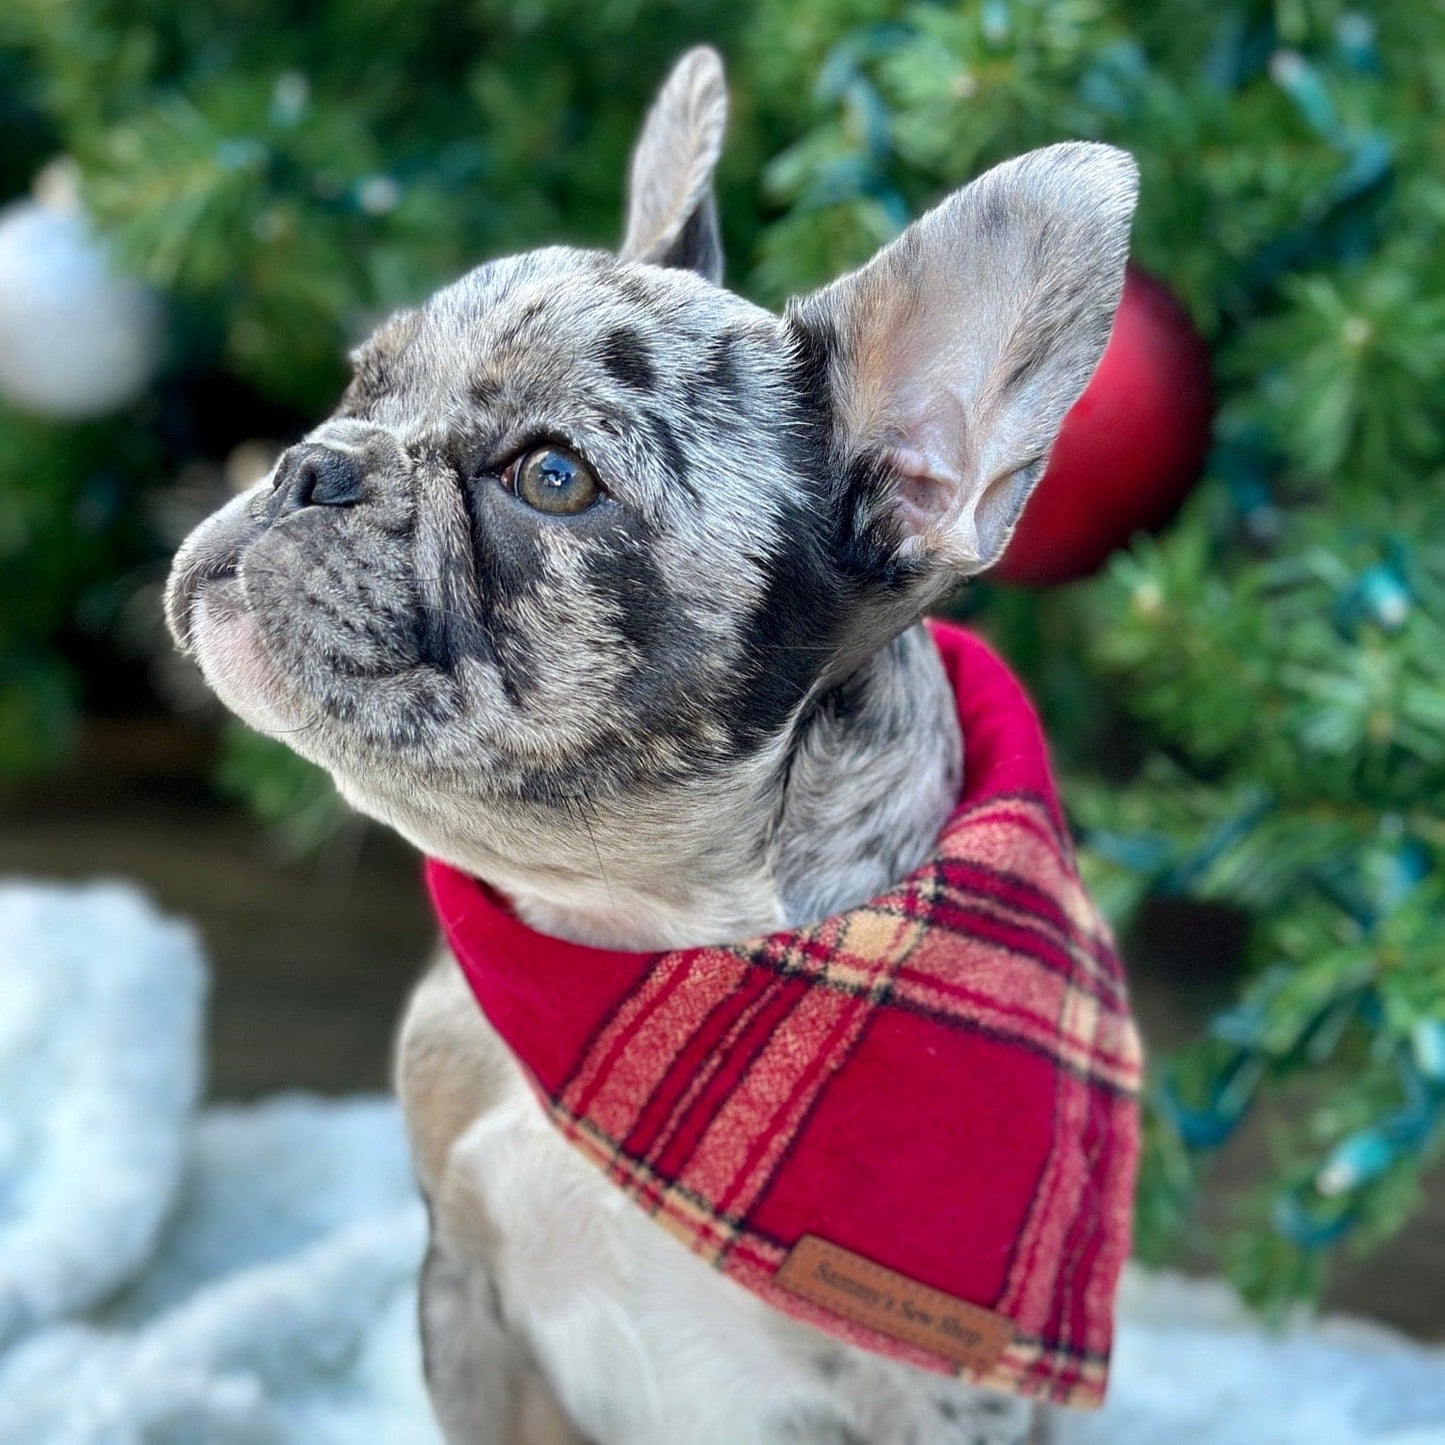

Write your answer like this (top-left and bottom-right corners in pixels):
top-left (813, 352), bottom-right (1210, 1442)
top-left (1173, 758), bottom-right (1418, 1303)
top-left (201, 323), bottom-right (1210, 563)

top-left (369, 622), bottom-right (962, 951)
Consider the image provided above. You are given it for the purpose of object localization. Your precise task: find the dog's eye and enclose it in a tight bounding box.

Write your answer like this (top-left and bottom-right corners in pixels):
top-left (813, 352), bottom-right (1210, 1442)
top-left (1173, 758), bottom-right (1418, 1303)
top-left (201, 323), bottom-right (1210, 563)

top-left (506, 445), bottom-right (601, 516)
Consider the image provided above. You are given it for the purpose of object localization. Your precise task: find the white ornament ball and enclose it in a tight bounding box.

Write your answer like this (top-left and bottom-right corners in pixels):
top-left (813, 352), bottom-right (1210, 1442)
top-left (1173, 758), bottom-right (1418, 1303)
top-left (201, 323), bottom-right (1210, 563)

top-left (0, 194), bottom-right (163, 419)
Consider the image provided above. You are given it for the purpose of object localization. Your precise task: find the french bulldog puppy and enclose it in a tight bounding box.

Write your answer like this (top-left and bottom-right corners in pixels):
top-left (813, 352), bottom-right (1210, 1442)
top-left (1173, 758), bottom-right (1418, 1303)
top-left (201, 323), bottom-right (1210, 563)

top-left (167, 47), bottom-right (1135, 1445)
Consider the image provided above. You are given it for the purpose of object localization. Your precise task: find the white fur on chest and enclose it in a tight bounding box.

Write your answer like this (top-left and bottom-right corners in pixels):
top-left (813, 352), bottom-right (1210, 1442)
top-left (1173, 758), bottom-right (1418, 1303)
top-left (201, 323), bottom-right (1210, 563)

top-left (421, 967), bottom-right (1034, 1445)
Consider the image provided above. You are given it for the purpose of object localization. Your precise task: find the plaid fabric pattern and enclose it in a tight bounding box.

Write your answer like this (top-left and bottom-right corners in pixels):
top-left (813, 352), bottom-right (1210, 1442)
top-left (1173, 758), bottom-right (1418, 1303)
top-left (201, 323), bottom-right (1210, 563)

top-left (427, 621), bottom-right (1142, 1409)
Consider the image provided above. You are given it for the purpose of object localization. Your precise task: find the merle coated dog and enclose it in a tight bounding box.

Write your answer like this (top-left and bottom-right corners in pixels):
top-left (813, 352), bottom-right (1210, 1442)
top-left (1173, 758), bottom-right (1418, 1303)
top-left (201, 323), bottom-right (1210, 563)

top-left (168, 47), bottom-right (1136, 1445)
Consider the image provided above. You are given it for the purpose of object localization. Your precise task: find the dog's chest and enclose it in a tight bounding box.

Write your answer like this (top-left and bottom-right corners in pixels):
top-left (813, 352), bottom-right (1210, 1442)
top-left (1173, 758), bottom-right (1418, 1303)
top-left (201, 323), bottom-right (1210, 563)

top-left (444, 1013), bottom-right (1035, 1445)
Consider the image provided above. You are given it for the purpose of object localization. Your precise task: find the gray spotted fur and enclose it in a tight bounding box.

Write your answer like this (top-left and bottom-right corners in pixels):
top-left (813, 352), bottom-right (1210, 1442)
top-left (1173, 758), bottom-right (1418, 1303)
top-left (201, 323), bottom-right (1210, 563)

top-left (167, 44), bottom-right (1132, 1445)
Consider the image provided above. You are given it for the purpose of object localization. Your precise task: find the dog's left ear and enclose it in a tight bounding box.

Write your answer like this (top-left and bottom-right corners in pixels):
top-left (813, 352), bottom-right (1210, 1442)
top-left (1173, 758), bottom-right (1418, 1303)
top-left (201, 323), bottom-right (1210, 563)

top-left (792, 142), bottom-right (1139, 574)
top-left (620, 46), bottom-right (727, 283)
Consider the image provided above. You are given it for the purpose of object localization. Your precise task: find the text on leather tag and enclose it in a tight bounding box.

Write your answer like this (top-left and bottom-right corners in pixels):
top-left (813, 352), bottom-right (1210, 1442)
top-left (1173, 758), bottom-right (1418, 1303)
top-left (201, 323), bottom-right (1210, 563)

top-left (775, 1235), bottom-right (1013, 1372)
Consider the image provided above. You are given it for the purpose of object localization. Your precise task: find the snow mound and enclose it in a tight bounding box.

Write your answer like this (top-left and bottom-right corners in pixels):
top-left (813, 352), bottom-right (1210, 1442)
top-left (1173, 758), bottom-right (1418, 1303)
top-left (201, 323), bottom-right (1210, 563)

top-left (0, 881), bottom-right (204, 1348)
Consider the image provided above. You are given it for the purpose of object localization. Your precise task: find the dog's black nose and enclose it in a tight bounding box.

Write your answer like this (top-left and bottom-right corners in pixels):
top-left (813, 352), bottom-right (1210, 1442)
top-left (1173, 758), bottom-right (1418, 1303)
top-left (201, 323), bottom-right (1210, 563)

top-left (271, 444), bottom-right (366, 512)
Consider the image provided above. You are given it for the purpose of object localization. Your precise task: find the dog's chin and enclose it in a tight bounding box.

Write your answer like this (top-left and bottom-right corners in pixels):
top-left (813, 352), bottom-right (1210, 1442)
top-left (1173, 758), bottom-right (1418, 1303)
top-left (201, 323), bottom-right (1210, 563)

top-left (189, 583), bottom-right (306, 739)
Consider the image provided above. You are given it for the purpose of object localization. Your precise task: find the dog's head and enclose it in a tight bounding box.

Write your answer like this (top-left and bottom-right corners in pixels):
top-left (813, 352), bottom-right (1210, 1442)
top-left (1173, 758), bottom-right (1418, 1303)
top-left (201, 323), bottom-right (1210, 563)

top-left (167, 47), bottom-right (1135, 853)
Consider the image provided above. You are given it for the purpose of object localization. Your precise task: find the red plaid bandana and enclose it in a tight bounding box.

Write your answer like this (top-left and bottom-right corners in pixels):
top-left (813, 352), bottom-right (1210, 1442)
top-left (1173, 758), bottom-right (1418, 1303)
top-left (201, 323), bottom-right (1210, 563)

top-left (426, 620), bottom-right (1141, 1409)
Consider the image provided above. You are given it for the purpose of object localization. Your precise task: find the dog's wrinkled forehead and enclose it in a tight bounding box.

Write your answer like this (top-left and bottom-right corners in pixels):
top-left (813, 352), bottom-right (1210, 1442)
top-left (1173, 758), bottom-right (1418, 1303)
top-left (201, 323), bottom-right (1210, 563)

top-left (336, 247), bottom-right (793, 526)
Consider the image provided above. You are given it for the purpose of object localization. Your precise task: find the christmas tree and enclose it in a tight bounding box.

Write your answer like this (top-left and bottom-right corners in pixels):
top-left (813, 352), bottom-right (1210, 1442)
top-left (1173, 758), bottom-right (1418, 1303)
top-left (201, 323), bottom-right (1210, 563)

top-left (2, 0), bottom-right (1441, 1313)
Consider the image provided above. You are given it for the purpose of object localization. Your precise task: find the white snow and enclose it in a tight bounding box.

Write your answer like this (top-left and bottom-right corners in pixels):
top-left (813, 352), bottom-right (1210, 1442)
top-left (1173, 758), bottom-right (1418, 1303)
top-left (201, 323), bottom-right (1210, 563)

top-left (0, 881), bottom-right (204, 1348)
top-left (1061, 1272), bottom-right (1445, 1445)
top-left (1, 877), bottom-right (1442, 1444)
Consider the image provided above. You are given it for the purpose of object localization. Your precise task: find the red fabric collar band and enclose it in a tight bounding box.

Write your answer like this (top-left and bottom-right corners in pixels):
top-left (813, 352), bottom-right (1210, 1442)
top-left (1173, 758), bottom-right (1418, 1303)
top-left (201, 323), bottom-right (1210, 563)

top-left (426, 621), bottom-right (1142, 1409)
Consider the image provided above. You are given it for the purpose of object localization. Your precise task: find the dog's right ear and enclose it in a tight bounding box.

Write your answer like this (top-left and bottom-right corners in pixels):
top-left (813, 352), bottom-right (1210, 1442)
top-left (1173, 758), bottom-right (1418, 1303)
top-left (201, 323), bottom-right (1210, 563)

top-left (620, 47), bottom-right (727, 284)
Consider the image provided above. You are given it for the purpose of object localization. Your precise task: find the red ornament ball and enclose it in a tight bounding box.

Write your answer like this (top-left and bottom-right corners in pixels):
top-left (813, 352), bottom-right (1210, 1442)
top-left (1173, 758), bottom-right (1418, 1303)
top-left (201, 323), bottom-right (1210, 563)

top-left (990, 264), bottom-right (1214, 587)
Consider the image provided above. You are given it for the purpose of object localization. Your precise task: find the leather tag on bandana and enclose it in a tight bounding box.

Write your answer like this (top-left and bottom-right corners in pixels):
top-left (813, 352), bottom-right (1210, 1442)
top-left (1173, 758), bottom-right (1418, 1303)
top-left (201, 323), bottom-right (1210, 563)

top-left (776, 1236), bottom-right (1013, 1372)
